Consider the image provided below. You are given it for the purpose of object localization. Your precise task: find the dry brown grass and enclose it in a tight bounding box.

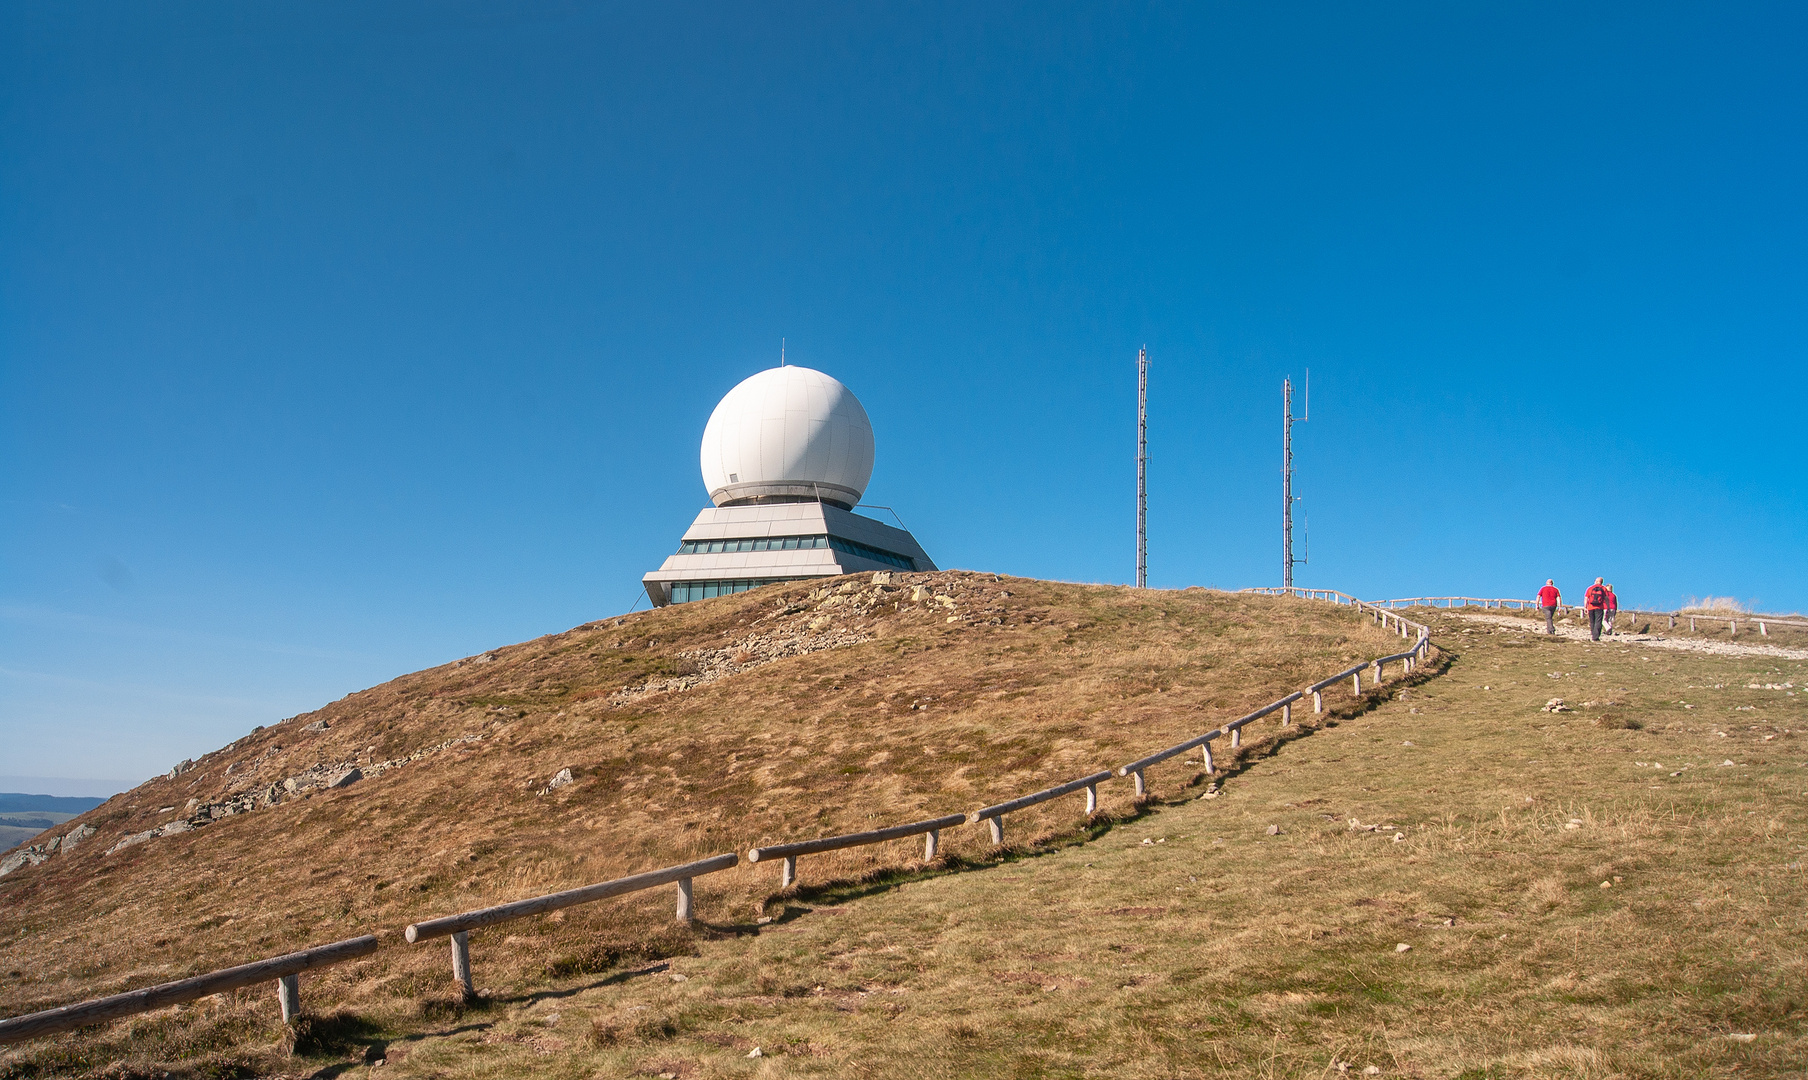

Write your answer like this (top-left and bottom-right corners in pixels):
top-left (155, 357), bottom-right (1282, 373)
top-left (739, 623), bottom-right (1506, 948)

top-left (328, 608), bottom-right (1804, 1079)
top-left (0, 573), bottom-right (1402, 1077)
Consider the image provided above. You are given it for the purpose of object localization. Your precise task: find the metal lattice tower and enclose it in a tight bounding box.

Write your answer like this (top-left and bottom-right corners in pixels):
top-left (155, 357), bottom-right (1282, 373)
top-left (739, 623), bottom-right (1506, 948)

top-left (1282, 373), bottom-right (1307, 588)
top-left (1136, 346), bottom-right (1148, 589)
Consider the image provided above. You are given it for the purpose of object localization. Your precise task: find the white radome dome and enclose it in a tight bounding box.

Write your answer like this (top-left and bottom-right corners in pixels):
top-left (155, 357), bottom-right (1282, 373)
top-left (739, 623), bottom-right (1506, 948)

top-left (699, 366), bottom-right (875, 509)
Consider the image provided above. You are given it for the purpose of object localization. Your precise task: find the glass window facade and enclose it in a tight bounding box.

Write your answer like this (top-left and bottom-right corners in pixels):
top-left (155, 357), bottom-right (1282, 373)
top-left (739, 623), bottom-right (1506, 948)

top-left (679, 535), bottom-right (829, 555)
top-left (668, 578), bottom-right (796, 603)
top-left (675, 533), bottom-right (917, 571)
top-left (826, 536), bottom-right (916, 570)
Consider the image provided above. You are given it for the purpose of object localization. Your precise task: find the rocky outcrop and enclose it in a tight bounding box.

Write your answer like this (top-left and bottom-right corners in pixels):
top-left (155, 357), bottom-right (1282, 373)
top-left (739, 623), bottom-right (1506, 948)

top-left (1, 823), bottom-right (95, 876)
top-left (92, 734), bottom-right (484, 860)
top-left (608, 572), bottom-right (976, 704)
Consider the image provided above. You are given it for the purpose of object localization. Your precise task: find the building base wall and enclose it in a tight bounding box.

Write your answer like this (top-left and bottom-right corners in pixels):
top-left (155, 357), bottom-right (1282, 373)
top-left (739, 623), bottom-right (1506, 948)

top-left (642, 502), bottom-right (936, 606)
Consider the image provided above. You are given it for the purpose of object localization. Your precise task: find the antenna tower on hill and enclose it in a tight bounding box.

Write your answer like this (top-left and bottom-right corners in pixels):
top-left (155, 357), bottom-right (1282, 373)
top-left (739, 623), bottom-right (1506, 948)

top-left (1283, 372), bottom-right (1308, 589)
top-left (1136, 346), bottom-right (1148, 589)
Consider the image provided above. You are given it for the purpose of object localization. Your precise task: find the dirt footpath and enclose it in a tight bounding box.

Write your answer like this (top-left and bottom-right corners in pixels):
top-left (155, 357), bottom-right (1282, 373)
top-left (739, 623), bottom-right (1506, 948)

top-left (1452, 611), bottom-right (1808, 661)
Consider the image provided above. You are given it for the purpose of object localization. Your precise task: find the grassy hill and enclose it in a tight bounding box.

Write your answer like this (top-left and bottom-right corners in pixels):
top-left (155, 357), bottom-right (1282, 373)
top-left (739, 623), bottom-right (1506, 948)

top-left (368, 607), bottom-right (1802, 1079)
top-left (0, 573), bottom-right (1409, 1077)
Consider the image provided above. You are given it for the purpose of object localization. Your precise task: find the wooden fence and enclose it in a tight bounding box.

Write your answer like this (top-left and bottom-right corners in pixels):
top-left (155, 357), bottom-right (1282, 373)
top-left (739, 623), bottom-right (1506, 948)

top-left (0, 586), bottom-right (1436, 1048)
top-left (0, 936), bottom-right (377, 1044)
top-left (403, 853), bottom-right (738, 998)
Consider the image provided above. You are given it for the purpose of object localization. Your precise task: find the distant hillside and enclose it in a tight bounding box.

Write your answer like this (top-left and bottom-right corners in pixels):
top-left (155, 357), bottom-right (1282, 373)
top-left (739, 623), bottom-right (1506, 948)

top-left (0, 798), bottom-right (103, 853)
top-left (0, 794), bottom-right (108, 815)
top-left (0, 572), bottom-right (1402, 1074)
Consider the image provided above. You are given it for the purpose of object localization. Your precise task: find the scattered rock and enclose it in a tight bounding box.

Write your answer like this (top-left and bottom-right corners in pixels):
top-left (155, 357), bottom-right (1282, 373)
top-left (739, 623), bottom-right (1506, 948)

top-left (1543, 699), bottom-right (1570, 713)
top-left (1401, 741), bottom-right (1414, 747)
top-left (105, 829), bottom-right (158, 856)
top-left (1727, 1033), bottom-right (1757, 1043)
top-left (1600, 880), bottom-right (1612, 888)
top-left (1364, 1069), bottom-right (1382, 1076)
top-left (1266, 824), bottom-right (1281, 836)
top-left (327, 767), bottom-right (363, 789)
top-left (1395, 943), bottom-right (1411, 953)
top-left (166, 759), bottom-right (197, 779)
top-left (669, 972), bottom-right (688, 982)
top-left (60, 824), bottom-right (94, 852)
top-left (747, 1047), bottom-right (764, 1058)
top-left (548, 767), bottom-right (574, 790)
top-left (755, 916), bottom-right (774, 925)
top-left (303, 720), bottom-right (330, 733)
top-left (871, 572), bottom-right (894, 585)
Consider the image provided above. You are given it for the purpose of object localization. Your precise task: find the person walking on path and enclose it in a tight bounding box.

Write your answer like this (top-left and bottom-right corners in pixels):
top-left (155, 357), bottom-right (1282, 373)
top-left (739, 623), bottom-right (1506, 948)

top-left (1605, 583), bottom-right (1619, 635)
top-left (1538, 579), bottom-right (1561, 634)
top-left (1584, 577), bottom-right (1610, 641)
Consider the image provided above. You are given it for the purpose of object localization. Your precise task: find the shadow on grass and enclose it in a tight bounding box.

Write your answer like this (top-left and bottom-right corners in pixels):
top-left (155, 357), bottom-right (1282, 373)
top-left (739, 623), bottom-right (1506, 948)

top-left (735, 647), bottom-right (1459, 918)
top-left (1206, 648), bottom-right (1458, 790)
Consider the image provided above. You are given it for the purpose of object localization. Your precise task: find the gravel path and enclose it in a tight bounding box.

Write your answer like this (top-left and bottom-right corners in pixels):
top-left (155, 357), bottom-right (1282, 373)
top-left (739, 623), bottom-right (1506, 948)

top-left (1449, 611), bottom-right (1808, 661)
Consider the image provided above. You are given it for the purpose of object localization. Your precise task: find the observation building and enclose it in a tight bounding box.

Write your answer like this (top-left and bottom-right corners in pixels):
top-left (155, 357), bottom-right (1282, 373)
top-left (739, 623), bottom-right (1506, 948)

top-left (642, 365), bottom-right (937, 606)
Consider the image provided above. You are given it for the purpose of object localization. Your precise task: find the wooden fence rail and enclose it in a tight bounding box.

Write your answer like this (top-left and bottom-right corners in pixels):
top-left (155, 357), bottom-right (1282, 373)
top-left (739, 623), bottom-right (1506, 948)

top-left (0, 935), bottom-right (378, 1045)
top-left (749, 814), bottom-right (968, 887)
top-left (969, 771), bottom-right (1114, 844)
top-left (1, 582), bottom-right (1448, 1047)
top-left (403, 853), bottom-right (738, 998)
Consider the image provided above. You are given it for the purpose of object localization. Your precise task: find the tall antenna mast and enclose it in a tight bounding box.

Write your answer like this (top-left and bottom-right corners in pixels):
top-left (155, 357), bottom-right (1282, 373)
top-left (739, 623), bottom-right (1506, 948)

top-left (1136, 346), bottom-right (1148, 589)
top-left (780, 337), bottom-right (786, 366)
top-left (1282, 371), bottom-right (1308, 588)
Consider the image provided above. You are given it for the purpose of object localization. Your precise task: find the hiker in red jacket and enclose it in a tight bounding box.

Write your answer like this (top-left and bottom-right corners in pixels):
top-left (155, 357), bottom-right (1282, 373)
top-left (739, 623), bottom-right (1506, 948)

top-left (1584, 577), bottom-right (1610, 641)
top-left (1604, 583), bottom-right (1619, 635)
top-left (1538, 579), bottom-right (1561, 635)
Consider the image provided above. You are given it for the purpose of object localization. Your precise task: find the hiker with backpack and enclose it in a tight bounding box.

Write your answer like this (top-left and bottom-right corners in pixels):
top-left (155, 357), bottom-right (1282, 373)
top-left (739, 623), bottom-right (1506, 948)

top-left (1538, 579), bottom-right (1561, 635)
top-left (1584, 578), bottom-right (1610, 641)
top-left (1605, 583), bottom-right (1619, 635)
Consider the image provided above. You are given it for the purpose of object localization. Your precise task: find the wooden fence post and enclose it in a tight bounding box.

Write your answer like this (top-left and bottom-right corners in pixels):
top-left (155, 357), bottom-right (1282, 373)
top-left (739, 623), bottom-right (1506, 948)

top-left (1371, 660), bottom-right (1382, 684)
top-left (780, 856), bottom-right (797, 889)
top-left (1690, 617), bottom-right (1696, 631)
top-left (988, 817), bottom-right (1004, 845)
top-left (1730, 620), bottom-right (1737, 637)
top-left (924, 829), bottom-right (940, 861)
top-left (1760, 621), bottom-right (1768, 636)
top-left (1201, 742), bottom-right (1215, 774)
top-left (1313, 690), bottom-right (1322, 713)
top-left (451, 931), bottom-right (474, 999)
top-left (1132, 769), bottom-right (1146, 796)
top-left (276, 975), bottom-right (300, 1024)
top-left (1281, 702), bottom-right (1291, 726)
top-left (1085, 782), bottom-right (1098, 814)
top-left (1230, 726), bottom-right (1240, 748)
top-left (1352, 671), bottom-right (1362, 695)
top-left (1669, 615), bottom-right (1675, 629)
top-left (676, 877), bottom-right (694, 922)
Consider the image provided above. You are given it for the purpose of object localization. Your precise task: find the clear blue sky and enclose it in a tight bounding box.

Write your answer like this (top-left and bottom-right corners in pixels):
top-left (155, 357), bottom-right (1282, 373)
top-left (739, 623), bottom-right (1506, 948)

top-left (4, 2), bottom-right (1804, 793)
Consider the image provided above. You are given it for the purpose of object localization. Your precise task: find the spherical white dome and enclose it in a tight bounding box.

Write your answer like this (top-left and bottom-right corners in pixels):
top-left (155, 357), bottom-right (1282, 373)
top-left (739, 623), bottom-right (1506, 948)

top-left (699, 366), bottom-right (875, 509)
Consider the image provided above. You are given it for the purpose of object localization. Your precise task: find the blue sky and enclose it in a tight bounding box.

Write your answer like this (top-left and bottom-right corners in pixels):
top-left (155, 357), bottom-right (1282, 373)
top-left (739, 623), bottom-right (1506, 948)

top-left (4, 2), bottom-right (1805, 793)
